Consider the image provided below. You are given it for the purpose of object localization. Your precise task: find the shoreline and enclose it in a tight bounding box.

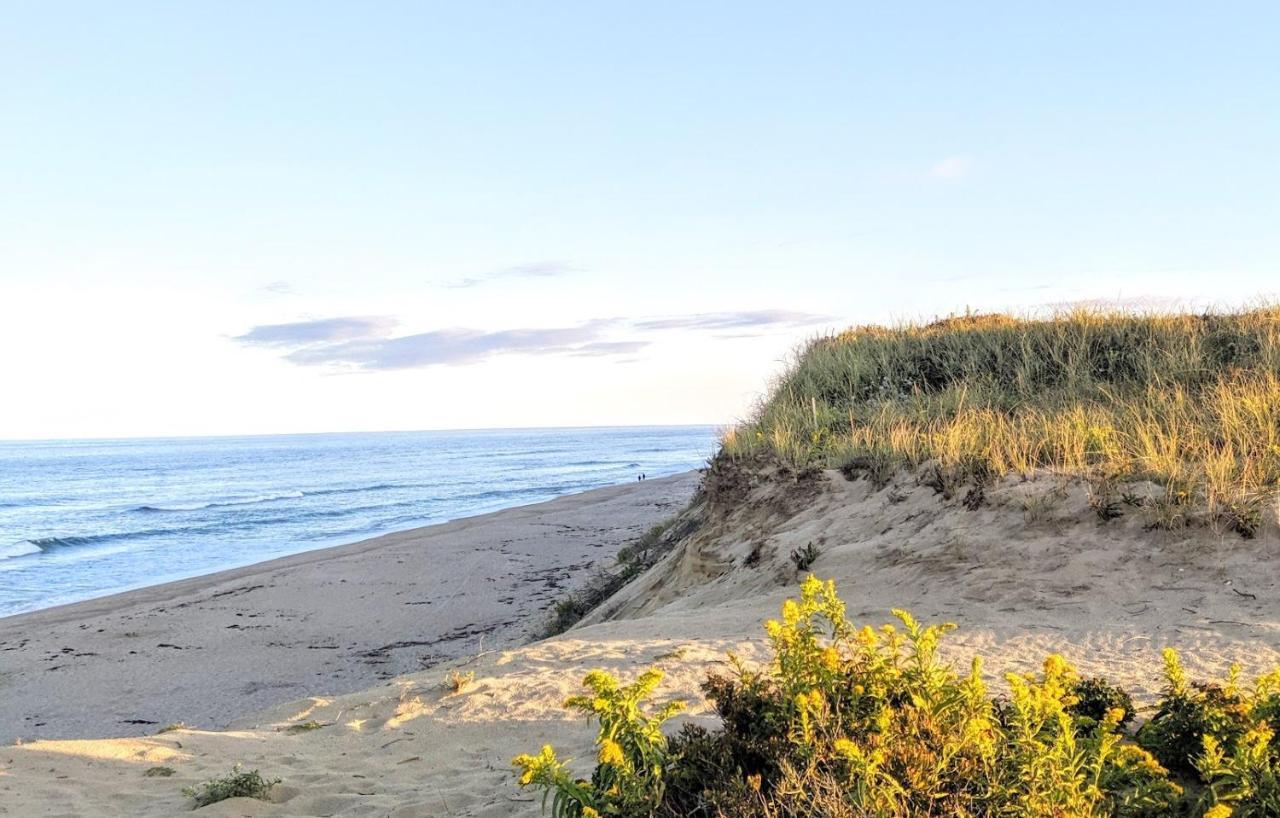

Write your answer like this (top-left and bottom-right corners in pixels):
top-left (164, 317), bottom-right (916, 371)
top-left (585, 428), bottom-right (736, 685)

top-left (0, 471), bottom-right (700, 744)
top-left (3, 469), bottom-right (692, 627)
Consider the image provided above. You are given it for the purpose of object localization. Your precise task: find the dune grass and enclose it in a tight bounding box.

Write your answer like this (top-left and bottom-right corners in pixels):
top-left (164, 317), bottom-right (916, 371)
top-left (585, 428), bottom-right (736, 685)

top-left (719, 307), bottom-right (1280, 532)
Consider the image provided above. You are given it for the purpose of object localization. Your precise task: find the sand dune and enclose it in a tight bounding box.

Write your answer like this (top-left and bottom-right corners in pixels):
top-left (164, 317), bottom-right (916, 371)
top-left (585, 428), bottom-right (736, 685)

top-left (5, 469), bottom-right (1280, 815)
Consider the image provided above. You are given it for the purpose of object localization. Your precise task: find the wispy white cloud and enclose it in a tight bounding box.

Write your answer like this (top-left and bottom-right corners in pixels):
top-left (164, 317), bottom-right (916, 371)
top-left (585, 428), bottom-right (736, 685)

top-left (633, 309), bottom-right (828, 332)
top-left (234, 316), bottom-right (398, 347)
top-left (567, 340), bottom-right (650, 358)
top-left (260, 281), bottom-right (296, 296)
top-left (444, 261), bottom-right (576, 289)
top-left (235, 309), bottom-right (830, 370)
top-left (929, 156), bottom-right (973, 180)
top-left (282, 323), bottom-right (620, 369)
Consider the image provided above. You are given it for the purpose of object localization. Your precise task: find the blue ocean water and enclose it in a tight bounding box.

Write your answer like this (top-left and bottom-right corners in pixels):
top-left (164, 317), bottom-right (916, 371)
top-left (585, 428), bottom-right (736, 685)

top-left (0, 426), bottom-right (716, 618)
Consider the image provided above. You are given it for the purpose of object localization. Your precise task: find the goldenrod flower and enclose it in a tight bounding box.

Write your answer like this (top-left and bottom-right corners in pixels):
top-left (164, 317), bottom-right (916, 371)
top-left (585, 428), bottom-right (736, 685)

top-left (833, 738), bottom-right (859, 758)
top-left (1043, 654), bottom-right (1069, 677)
top-left (781, 599), bottom-right (800, 624)
top-left (821, 646), bottom-right (840, 671)
top-left (598, 738), bottom-right (625, 767)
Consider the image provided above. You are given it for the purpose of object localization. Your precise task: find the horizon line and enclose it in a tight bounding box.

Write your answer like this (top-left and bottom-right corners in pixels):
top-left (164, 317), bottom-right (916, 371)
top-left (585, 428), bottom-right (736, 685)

top-left (0, 422), bottom-right (727, 446)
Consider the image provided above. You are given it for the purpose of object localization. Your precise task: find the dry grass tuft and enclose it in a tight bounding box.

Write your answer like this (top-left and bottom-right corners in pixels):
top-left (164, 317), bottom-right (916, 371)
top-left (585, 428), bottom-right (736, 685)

top-left (443, 669), bottom-right (475, 694)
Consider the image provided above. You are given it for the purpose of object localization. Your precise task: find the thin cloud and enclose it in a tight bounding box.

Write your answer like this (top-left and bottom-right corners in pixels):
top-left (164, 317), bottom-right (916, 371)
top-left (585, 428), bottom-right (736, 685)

top-left (568, 341), bottom-right (650, 358)
top-left (281, 322), bottom-right (621, 369)
top-left (929, 156), bottom-right (973, 180)
top-left (633, 309), bottom-right (829, 333)
top-left (445, 261), bottom-right (575, 289)
top-left (260, 281), bottom-right (295, 295)
top-left (235, 308), bottom-right (829, 370)
top-left (234, 316), bottom-right (398, 347)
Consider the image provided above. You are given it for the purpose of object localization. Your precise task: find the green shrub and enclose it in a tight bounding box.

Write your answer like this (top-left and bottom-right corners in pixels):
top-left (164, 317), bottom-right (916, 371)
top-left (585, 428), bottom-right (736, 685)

top-left (513, 668), bottom-right (685, 818)
top-left (788, 541), bottom-right (820, 572)
top-left (1196, 729), bottom-right (1280, 816)
top-left (182, 764), bottom-right (280, 808)
top-left (543, 516), bottom-right (688, 637)
top-left (1072, 676), bottom-right (1137, 728)
top-left (514, 576), bottom-right (1280, 818)
top-left (1137, 651), bottom-right (1253, 776)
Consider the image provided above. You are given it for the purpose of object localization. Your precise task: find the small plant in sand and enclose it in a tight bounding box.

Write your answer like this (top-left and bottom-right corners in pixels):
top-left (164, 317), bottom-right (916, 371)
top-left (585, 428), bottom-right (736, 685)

top-left (513, 668), bottom-right (685, 817)
top-left (284, 719), bottom-right (325, 734)
top-left (443, 668), bottom-right (475, 694)
top-left (788, 541), bottom-right (821, 573)
top-left (1089, 477), bottom-right (1125, 522)
top-left (143, 765), bottom-right (175, 777)
top-left (183, 764), bottom-right (280, 808)
top-left (515, 575), bottom-right (1280, 817)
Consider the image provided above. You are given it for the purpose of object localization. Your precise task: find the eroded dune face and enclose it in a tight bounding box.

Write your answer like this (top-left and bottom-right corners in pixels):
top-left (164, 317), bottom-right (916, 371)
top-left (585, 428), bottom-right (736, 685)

top-left (7, 470), bottom-right (1279, 816)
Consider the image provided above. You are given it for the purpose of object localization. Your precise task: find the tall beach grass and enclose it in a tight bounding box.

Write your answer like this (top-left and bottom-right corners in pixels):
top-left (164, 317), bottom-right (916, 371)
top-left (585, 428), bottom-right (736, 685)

top-left (719, 307), bottom-right (1280, 531)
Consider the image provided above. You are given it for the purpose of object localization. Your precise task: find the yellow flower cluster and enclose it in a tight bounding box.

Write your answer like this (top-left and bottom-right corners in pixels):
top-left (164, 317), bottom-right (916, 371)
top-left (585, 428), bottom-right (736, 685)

top-left (512, 744), bottom-right (562, 788)
top-left (597, 738), bottom-right (625, 767)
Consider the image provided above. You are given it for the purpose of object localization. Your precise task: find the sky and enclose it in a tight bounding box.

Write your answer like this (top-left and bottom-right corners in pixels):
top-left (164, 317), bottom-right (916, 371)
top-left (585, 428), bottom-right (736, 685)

top-left (2, 2), bottom-right (1278, 440)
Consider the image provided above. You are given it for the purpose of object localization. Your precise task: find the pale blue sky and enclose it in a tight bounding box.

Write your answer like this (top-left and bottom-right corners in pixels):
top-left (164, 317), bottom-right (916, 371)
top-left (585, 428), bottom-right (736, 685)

top-left (2, 2), bottom-right (1277, 438)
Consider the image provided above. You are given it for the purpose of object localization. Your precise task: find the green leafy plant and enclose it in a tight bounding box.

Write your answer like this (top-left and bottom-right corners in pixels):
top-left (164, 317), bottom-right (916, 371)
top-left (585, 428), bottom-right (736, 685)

top-left (1137, 650), bottom-right (1252, 776)
top-left (1072, 676), bottom-right (1137, 728)
top-left (788, 541), bottom-right (820, 573)
top-left (513, 668), bottom-right (685, 818)
top-left (182, 764), bottom-right (280, 808)
top-left (1196, 728), bottom-right (1280, 816)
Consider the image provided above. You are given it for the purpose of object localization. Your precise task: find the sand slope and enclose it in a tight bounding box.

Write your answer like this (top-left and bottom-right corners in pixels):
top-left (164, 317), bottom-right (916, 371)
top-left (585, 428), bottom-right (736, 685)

top-left (6, 469), bottom-right (1280, 816)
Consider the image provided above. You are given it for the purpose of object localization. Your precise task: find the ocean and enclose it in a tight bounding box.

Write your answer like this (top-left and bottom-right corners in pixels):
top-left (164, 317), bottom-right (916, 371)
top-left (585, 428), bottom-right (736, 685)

top-left (0, 426), bottom-right (717, 618)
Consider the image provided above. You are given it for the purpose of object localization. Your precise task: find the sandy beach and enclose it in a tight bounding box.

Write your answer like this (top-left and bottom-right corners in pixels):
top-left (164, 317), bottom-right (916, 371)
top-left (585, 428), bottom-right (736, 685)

top-left (6, 469), bottom-right (1280, 815)
top-left (0, 471), bottom-right (699, 745)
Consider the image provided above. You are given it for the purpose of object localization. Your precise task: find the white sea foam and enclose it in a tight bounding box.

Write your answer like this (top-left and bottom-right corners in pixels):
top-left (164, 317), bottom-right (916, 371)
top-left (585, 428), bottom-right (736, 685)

top-left (139, 490), bottom-right (305, 512)
top-left (0, 541), bottom-right (41, 561)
